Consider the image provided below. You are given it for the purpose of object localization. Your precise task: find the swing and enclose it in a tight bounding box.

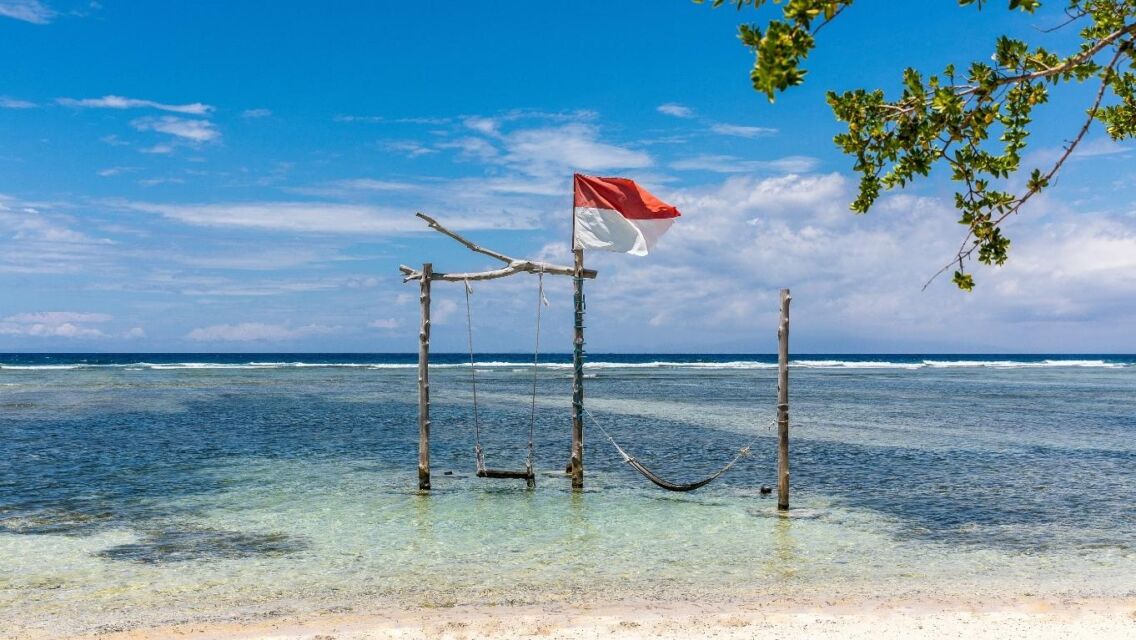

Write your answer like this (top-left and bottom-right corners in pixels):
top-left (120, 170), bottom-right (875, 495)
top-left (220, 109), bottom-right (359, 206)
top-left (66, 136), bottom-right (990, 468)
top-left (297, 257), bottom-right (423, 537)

top-left (463, 271), bottom-right (548, 488)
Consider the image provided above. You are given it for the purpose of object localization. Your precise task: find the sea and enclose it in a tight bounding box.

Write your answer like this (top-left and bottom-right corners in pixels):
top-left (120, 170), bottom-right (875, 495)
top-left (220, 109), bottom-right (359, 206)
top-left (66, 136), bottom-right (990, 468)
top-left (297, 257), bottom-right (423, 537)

top-left (2, 353), bottom-right (1134, 635)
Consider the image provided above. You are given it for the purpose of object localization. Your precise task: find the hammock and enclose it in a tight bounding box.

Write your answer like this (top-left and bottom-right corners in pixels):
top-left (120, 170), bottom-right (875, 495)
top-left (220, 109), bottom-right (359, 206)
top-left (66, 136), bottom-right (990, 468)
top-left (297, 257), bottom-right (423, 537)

top-left (585, 408), bottom-right (753, 492)
top-left (626, 453), bottom-right (746, 492)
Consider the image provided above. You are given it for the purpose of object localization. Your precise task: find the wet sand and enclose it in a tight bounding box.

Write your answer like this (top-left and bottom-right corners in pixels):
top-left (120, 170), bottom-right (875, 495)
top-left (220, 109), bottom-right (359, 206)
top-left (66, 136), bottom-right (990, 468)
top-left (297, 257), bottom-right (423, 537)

top-left (34, 595), bottom-right (1136, 640)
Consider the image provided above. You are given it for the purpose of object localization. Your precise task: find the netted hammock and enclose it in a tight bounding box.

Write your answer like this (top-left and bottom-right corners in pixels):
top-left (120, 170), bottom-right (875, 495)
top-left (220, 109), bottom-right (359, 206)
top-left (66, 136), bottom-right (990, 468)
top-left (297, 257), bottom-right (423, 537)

top-left (585, 408), bottom-right (755, 492)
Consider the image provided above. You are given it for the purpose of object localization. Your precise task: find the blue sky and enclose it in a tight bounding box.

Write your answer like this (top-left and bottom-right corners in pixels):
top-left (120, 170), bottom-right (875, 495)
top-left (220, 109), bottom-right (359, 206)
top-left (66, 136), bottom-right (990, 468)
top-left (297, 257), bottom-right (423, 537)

top-left (2, 1), bottom-right (1134, 353)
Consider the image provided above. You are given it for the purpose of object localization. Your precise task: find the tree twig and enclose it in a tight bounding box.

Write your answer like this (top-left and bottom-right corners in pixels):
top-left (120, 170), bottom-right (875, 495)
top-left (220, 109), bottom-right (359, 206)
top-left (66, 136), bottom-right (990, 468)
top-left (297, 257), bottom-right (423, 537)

top-left (1037, 8), bottom-right (1088, 34)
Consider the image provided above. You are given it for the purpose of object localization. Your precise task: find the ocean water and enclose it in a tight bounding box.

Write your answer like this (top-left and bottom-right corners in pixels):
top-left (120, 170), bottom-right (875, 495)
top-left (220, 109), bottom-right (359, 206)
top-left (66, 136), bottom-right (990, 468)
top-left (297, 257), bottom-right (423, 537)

top-left (1, 353), bottom-right (1134, 636)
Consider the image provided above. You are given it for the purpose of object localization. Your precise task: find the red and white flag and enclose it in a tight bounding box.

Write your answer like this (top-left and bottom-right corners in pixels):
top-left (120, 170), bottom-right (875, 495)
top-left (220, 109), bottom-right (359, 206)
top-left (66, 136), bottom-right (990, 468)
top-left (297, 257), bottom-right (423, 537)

top-left (573, 173), bottom-right (680, 256)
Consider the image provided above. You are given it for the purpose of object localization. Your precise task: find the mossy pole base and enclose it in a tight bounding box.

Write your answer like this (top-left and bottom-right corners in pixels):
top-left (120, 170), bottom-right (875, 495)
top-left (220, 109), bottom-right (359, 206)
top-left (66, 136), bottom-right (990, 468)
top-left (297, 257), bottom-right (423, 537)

top-left (776, 288), bottom-right (791, 511)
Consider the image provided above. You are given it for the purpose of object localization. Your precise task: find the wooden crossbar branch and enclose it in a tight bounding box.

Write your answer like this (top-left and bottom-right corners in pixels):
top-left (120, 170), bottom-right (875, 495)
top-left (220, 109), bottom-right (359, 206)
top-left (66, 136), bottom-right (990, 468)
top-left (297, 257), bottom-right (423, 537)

top-left (402, 211), bottom-right (597, 491)
top-left (400, 213), bottom-right (597, 283)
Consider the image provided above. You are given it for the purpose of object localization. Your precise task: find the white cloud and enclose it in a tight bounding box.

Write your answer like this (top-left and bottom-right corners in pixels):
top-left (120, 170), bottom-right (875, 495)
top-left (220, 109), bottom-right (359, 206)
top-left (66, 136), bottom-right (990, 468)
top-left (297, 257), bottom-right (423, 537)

top-left (498, 108), bottom-right (598, 123)
top-left (334, 178), bottom-right (418, 191)
top-left (124, 201), bottom-right (535, 234)
top-left (0, 200), bottom-right (110, 245)
top-left (168, 247), bottom-right (332, 271)
top-left (282, 178), bottom-right (419, 198)
top-left (437, 136), bottom-right (499, 161)
top-left (31, 323), bottom-right (105, 337)
top-left (138, 177), bottom-right (185, 187)
top-left (140, 144), bottom-right (174, 154)
top-left (97, 166), bottom-right (134, 177)
top-left (131, 116), bottom-right (220, 143)
top-left (368, 318), bottom-right (400, 330)
top-left (241, 108), bottom-right (272, 118)
top-left (5, 311), bottom-right (111, 323)
top-left (186, 322), bottom-right (338, 342)
top-left (345, 276), bottom-right (379, 288)
top-left (995, 217), bottom-right (1136, 315)
top-left (671, 154), bottom-right (818, 174)
top-left (569, 173), bottom-right (940, 349)
top-left (0, 197), bottom-right (117, 274)
top-left (463, 116), bottom-right (500, 136)
top-left (335, 114), bottom-right (452, 125)
top-left (657, 103), bottom-right (694, 118)
top-left (1071, 138), bottom-right (1132, 158)
top-left (385, 141), bottom-right (436, 157)
top-left (168, 275), bottom-right (380, 297)
top-left (0, 96), bottom-right (36, 108)
top-left (0, 311), bottom-right (112, 339)
top-left (567, 167), bottom-right (1136, 351)
top-left (688, 173), bottom-right (848, 217)
top-left (432, 299), bottom-right (459, 325)
top-left (710, 123), bottom-right (778, 138)
top-left (123, 327), bottom-right (146, 339)
top-left (57, 95), bottom-right (213, 115)
top-left (0, 0), bottom-right (55, 24)
top-left (503, 123), bottom-right (651, 176)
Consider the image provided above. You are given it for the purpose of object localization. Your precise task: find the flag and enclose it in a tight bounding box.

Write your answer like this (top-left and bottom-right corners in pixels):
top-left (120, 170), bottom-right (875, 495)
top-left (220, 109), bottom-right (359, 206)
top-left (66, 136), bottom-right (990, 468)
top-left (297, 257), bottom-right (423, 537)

top-left (573, 173), bottom-right (680, 256)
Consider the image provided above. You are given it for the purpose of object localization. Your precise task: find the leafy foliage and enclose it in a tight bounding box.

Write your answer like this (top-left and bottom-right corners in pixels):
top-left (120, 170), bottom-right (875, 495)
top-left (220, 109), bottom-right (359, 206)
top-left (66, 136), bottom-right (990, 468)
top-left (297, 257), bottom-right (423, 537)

top-left (698, 0), bottom-right (1136, 289)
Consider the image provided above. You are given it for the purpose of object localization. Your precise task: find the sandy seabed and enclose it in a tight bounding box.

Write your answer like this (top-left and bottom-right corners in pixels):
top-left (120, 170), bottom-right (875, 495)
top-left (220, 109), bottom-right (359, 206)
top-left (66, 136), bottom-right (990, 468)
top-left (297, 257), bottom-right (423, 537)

top-left (21, 595), bottom-right (1135, 640)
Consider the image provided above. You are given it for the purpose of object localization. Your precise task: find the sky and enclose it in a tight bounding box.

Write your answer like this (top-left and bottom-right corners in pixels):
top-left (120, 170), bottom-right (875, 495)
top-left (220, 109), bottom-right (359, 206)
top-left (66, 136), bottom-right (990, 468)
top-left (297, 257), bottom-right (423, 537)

top-left (1, 0), bottom-right (1134, 354)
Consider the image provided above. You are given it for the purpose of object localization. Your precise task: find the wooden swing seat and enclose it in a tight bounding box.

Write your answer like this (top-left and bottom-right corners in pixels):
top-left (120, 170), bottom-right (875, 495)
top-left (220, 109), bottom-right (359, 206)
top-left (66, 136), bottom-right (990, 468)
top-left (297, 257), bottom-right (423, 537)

top-left (476, 468), bottom-right (536, 480)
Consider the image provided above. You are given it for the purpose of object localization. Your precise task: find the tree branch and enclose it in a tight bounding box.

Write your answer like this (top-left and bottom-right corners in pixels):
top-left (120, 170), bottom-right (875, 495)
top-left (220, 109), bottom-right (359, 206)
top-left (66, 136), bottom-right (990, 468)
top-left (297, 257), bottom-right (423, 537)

top-left (922, 42), bottom-right (1127, 290)
top-left (400, 213), bottom-right (597, 283)
top-left (400, 261), bottom-right (597, 283)
top-left (982, 22), bottom-right (1135, 88)
top-left (415, 212), bottom-right (513, 264)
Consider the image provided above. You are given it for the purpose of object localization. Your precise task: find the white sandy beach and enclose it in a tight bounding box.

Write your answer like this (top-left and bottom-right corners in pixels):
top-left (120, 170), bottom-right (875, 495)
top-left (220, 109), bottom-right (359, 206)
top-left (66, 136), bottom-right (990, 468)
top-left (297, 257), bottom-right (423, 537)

top-left (41, 596), bottom-right (1135, 640)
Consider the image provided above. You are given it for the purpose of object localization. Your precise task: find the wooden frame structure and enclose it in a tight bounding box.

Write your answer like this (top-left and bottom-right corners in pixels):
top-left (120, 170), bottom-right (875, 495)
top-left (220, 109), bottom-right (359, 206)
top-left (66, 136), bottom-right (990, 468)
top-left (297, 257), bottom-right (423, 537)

top-left (400, 212), bottom-right (597, 490)
top-left (400, 212), bottom-right (791, 507)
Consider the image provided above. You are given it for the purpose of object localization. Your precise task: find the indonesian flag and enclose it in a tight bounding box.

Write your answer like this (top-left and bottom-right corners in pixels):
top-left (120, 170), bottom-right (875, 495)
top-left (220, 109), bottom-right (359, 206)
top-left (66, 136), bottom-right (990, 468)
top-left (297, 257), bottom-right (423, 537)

top-left (573, 173), bottom-right (680, 256)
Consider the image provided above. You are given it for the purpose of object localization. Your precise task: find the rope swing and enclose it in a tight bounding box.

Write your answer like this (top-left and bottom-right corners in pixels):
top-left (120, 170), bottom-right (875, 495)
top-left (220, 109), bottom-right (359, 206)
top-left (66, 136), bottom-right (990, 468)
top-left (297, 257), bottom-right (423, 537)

top-left (463, 273), bottom-right (545, 488)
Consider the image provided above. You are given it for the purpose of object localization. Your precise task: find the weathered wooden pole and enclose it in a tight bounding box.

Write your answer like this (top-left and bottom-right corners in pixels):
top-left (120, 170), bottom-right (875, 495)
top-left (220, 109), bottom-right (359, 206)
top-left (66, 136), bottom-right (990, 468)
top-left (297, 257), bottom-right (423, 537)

top-left (570, 248), bottom-right (585, 489)
top-left (417, 263), bottom-right (432, 491)
top-left (776, 288), bottom-right (791, 510)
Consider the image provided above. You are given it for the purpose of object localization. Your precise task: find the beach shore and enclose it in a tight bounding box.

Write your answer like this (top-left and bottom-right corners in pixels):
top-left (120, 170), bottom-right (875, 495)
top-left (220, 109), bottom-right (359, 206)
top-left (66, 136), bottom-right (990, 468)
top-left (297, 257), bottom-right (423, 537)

top-left (43, 595), bottom-right (1136, 640)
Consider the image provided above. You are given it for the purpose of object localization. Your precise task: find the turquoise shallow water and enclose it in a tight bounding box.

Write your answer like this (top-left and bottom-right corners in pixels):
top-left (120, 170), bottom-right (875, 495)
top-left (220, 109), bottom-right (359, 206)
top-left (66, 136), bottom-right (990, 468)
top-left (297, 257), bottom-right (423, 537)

top-left (1, 354), bottom-right (1134, 636)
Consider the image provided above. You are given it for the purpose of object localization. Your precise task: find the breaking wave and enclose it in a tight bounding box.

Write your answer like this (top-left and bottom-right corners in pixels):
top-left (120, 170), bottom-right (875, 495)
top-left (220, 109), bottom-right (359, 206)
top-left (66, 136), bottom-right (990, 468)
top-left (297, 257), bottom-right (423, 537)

top-left (0, 358), bottom-right (1129, 371)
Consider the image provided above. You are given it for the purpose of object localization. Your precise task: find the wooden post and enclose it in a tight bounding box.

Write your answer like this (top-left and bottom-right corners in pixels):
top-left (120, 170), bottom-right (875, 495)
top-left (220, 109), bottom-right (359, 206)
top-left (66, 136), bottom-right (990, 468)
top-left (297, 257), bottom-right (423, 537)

top-left (776, 288), bottom-right (791, 510)
top-left (418, 263), bottom-right (432, 491)
top-left (570, 248), bottom-right (585, 489)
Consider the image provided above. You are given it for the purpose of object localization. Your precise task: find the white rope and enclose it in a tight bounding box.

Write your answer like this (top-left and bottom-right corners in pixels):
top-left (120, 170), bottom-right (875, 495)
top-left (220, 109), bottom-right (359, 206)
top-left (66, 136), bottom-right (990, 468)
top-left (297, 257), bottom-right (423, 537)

top-left (464, 279), bottom-right (485, 472)
top-left (526, 270), bottom-right (545, 472)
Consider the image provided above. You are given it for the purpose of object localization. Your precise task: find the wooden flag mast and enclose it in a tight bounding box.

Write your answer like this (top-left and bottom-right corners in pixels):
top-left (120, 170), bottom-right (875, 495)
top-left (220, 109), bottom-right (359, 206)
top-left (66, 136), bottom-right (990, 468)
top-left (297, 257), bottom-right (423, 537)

top-left (400, 212), bottom-right (597, 491)
top-left (569, 193), bottom-right (586, 489)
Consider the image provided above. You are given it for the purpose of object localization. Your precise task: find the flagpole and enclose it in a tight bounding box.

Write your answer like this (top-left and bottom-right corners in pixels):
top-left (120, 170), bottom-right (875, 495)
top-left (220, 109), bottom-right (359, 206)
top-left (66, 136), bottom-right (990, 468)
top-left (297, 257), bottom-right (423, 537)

top-left (570, 175), bottom-right (585, 490)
